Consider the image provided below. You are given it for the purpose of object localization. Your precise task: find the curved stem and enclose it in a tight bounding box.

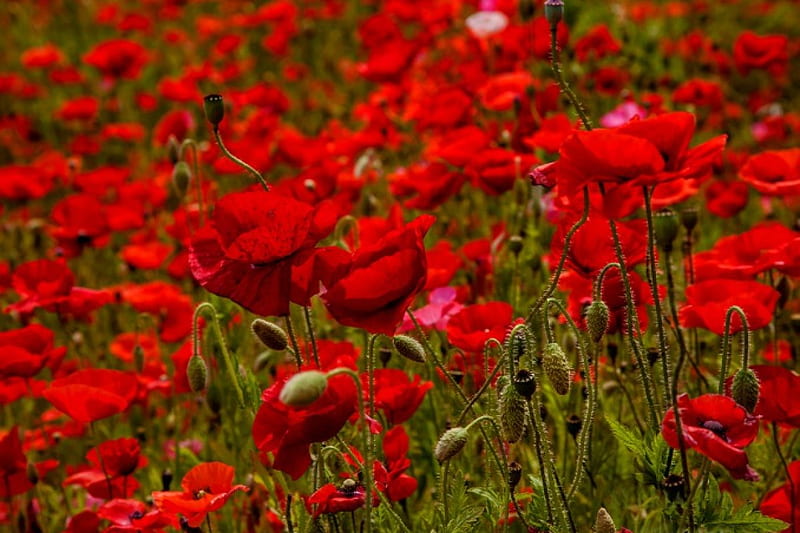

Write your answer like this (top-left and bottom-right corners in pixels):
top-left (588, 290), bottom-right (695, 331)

top-left (193, 302), bottom-right (246, 409)
top-left (718, 306), bottom-right (750, 393)
top-left (212, 127), bottom-right (270, 191)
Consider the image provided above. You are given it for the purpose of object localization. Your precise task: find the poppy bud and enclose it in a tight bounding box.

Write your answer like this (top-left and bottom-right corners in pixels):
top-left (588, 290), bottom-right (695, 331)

top-left (171, 161), bottom-right (192, 198)
top-left (187, 355), bottom-right (208, 393)
top-left (26, 463), bottom-right (38, 485)
top-left (251, 319), bottom-right (288, 351)
top-left (508, 461), bottom-right (523, 491)
top-left (499, 386), bottom-right (527, 443)
top-left (585, 300), bottom-right (609, 343)
top-left (544, 0), bottom-right (564, 28)
top-left (506, 322), bottom-right (532, 362)
top-left (680, 205), bottom-right (699, 232)
top-left (393, 335), bottom-right (426, 363)
top-left (203, 94), bottom-right (225, 128)
top-left (513, 369), bottom-right (537, 398)
top-left (167, 136), bottom-right (180, 165)
top-left (566, 414), bottom-right (582, 439)
top-left (594, 507), bottom-right (616, 533)
top-left (161, 469), bottom-right (173, 491)
top-left (731, 368), bottom-right (760, 413)
top-left (279, 370), bottom-right (328, 407)
top-left (542, 342), bottom-right (572, 395)
top-left (434, 427), bottom-right (469, 463)
top-left (379, 347), bottom-right (392, 367)
top-left (508, 235), bottom-right (524, 255)
top-left (662, 474), bottom-right (685, 501)
top-left (654, 209), bottom-right (680, 252)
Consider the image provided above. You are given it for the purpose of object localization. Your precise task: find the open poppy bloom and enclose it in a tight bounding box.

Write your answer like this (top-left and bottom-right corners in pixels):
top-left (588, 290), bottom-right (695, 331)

top-left (662, 394), bottom-right (759, 481)
top-left (678, 279), bottom-right (779, 335)
top-left (151, 462), bottom-right (247, 527)
top-left (0, 427), bottom-right (33, 498)
top-left (42, 368), bottom-right (139, 423)
top-left (98, 499), bottom-right (179, 532)
top-left (189, 191), bottom-right (337, 317)
top-left (738, 148), bottom-right (800, 197)
top-left (760, 460), bottom-right (800, 532)
top-left (306, 480), bottom-right (379, 518)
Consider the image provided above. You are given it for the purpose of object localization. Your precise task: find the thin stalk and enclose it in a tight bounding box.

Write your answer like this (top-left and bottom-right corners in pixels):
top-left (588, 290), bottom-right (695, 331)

top-left (549, 23), bottom-right (594, 130)
top-left (194, 303), bottom-right (246, 409)
top-left (773, 423), bottom-right (796, 533)
top-left (284, 314), bottom-right (303, 369)
top-left (303, 307), bottom-right (320, 368)
top-left (212, 127), bottom-right (270, 191)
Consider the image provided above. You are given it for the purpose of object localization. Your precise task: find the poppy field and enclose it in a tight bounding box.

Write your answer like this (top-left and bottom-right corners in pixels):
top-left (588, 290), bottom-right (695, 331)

top-left (2, 0), bottom-right (800, 531)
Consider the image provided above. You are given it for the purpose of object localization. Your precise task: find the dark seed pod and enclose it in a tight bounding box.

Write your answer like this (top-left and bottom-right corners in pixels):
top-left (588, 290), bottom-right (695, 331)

top-left (203, 94), bottom-right (225, 128)
top-left (161, 469), bottom-right (174, 491)
top-left (662, 474), bottom-right (685, 502)
top-left (508, 461), bottom-right (523, 491)
top-left (566, 414), bottom-right (582, 439)
top-left (251, 319), bottom-right (289, 351)
top-left (513, 369), bottom-right (536, 399)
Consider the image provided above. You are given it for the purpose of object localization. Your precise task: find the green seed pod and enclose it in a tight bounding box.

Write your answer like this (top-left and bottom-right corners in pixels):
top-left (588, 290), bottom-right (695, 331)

top-left (187, 355), bottom-right (208, 393)
top-left (499, 386), bottom-right (527, 443)
top-left (203, 94), bottom-right (225, 128)
top-left (434, 427), bottom-right (469, 463)
top-left (544, 0), bottom-right (564, 27)
top-left (279, 370), bottom-right (328, 407)
top-left (586, 300), bottom-right (609, 343)
top-left (171, 161), bottom-right (192, 197)
top-left (542, 342), bottom-right (572, 395)
top-left (251, 319), bottom-right (288, 351)
top-left (680, 205), bottom-right (699, 232)
top-left (654, 208), bottom-right (680, 252)
top-left (594, 507), bottom-right (616, 533)
top-left (732, 368), bottom-right (760, 413)
top-left (513, 369), bottom-right (536, 399)
top-left (393, 335), bottom-right (426, 363)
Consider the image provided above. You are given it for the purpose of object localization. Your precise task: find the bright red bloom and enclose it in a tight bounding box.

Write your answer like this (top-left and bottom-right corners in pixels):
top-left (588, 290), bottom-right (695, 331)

top-left (446, 302), bottom-right (513, 353)
top-left (740, 366), bottom-right (800, 427)
top-left (152, 462), bottom-right (247, 527)
top-left (21, 44), bottom-right (64, 68)
top-left (467, 148), bottom-right (538, 196)
top-left (547, 112), bottom-right (726, 195)
top-left (119, 282), bottom-right (193, 342)
top-left (252, 352), bottom-right (358, 479)
top-left (374, 426), bottom-right (418, 502)
top-left (662, 394), bottom-right (759, 481)
top-left (51, 194), bottom-right (112, 257)
top-left (678, 279), bottom-right (780, 335)
top-left (83, 39), bottom-right (147, 80)
top-left (369, 369), bottom-right (432, 425)
top-left (0, 324), bottom-right (65, 378)
top-left (733, 31), bottom-right (789, 76)
top-left (0, 165), bottom-right (55, 199)
top-left (738, 148), bottom-right (800, 197)
top-left (705, 179), bottom-right (749, 218)
top-left (761, 460), bottom-right (800, 531)
top-left (306, 481), bottom-right (378, 518)
top-left (190, 191), bottom-right (337, 317)
top-left (0, 427), bottom-right (33, 497)
top-left (87, 438), bottom-right (145, 478)
top-left (43, 369), bottom-right (138, 423)
top-left (98, 499), bottom-right (178, 532)
top-left (321, 215), bottom-right (434, 335)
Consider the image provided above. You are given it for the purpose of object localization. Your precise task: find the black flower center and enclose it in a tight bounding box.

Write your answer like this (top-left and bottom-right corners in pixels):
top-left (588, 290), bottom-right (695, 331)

top-left (701, 420), bottom-right (726, 438)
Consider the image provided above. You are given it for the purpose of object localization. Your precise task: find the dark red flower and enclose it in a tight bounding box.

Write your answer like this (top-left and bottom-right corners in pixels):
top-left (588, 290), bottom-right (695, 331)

top-left (0, 427), bottom-right (33, 497)
top-left (0, 324), bottom-right (65, 378)
top-left (306, 481), bottom-right (377, 518)
top-left (678, 279), bottom-right (780, 335)
top-left (152, 462), bottom-right (247, 527)
top-left (83, 39), bottom-right (147, 80)
top-left (0, 165), bottom-right (55, 200)
top-left (446, 302), bottom-right (513, 353)
top-left (369, 369), bottom-right (432, 425)
top-left (467, 148), bottom-right (538, 196)
top-left (321, 215), bottom-right (434, 335)
top-left (98, 499), bottom-right (178, 532)
top-left (374, 425), bottom-right (418, 502)
top-left (574, 24), bottom-right (621, 62)
top-left (760, 460), bottom-right (800, 531)
top-left (738, 149), bottom-right (800, 197)
top-left (705, 179), bottom-right (749, 218)
top-left (51, 194), bottom-right (111, 257)
top-left (662, 394), bottom-right (759, 481)
top-left (733, 31), bottom-right (789, 76)
top-left (87, 438), bottom-right (145, 478)
top-left (42, 369), bottom-right (139, 423)
top-left (190, 191), bottom-right (338, 317)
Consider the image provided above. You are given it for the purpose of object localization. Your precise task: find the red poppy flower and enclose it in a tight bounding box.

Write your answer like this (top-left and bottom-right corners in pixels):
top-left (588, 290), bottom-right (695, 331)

top-left (64, 468), bottom-right (140, 500)
top-left (51, 194), bottom-right (112, 257)
top-left (0, 427), bottom-right (33, 497)
top-left (467, 148), bottom-right (538, 196)
top-left (662, 394), bottom-right (759, 481)
top-left (374, 426), bottom-right (418, 502)
top-left (0, 324), bottom-right (65, 378)
top-left (87, 438), bottom-right (146, 478)
top-left (446, 302), bottom-right (513, 353)
top-left (119, 282), bottom-right (193, 342)
top-left (574, 24), bottom-right (621, 62)
top-left (42, 369), bottom-right (139, 423)
top-left (0, 165), bottom-right (55, 200)
top-left (98, 499), bottom-right (179, 532)
top-left (21, 44), bottom-right (64, 68)
top-left (321, 215), bottom-right (434, 335)
top-left (760, 460), bottom-right (800, 531)
top-left (733, 31), bottom-right (789, 76)
top-left (548, 112), bottom-right (726, 195)
top-left (738, 149), bottom-right (800, 197)
top-left (678, 279), bottom-right (780, 335)
top-left (55, 96), bottom-right (99, 122)
top-left (306, 481), bottom-right (378, 518)
top-left (252, 353), bottom-right (358, 479)
top-left (369, 369), bottom-right (432, 425)
top-left (83, 39), bottom-right (148, 80)
top-left (190, 191), bottom-right (338, 317)
top-left (705, 179), bottom-right (749, 218)
top-left (152, 462), bottom-right (247, 527)
top-left (733, 366), bottom-right (800, 427)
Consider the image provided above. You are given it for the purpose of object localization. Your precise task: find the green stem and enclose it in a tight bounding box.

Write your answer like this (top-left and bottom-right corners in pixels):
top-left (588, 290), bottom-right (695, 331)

top-left (212, 127), bottom-right (270, 191)
top-left (549, 23), bottom-right (594, 130)
top-left (179, 138), bottom-right (205, 225)
top-left (284, 314), bottom-right (303, 369)
top-left (773, 423), bottom-right (796, 533)
top-left (193, 303), bottom-right (246, 409)
top-left (303, 307), bottom-right (320, 368)
top-left (718, 306), bottom-right (750, 393)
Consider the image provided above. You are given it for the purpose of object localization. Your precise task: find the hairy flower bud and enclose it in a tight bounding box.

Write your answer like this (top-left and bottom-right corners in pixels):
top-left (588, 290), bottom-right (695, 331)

top-left (171, 161), bottom-right (192, 197)
top-left (731, 368), bottom-right (760, 413)
top-left (543, 342), bottom-right (571, 395)
top-left (499, 386), bottom-right (527, 443)
top-left (251, 319), bottom-right (288, 351)
top-left (187, 355), bottom-right (208, 393)
top-left (585, 300), bottom-right (609, 343)
top-left (393, 335), bottom-right (426, 363)
top-left (203, 94), bottom-right (225, 128)
top-left (594, 507), bottom-right (616, 533)
top-left (279, 370), bottom-right (328, 407)
top-left (434, 427), bottom-right (469, 463)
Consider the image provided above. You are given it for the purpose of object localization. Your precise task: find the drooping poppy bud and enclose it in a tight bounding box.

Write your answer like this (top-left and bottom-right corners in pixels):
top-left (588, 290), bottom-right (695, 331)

top-left (542, 342), bottom-right (571, 395)
top-left (393, 335), bottom-right (426, 363)
top-left (279, 371), bottom-right (328, 407)
top-left (594, 507), bottom-right (616, 533)
top-left (585, 300), bottom-right (609, 343)
top-left (172, 161), bottom-right (192, 198)
top-left (731, 368), bottom-right (760, 413)
top-left (434, 427), bottom-right (468, 463)
top-left (251, 319), bottom-right (288, 351)
top-left (203, 94), bottom-right (225, 128)
top-left (499, 385), bottom-right (527, 443)
top-left (187, 355), bottom-right (208, 393)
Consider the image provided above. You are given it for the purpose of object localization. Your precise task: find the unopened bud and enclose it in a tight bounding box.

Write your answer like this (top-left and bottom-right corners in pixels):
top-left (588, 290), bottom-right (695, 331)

top-left (586, 300), bottom-right (609, 343)
top-left (654, 209), bottom-right (680, 252)
top-left (542, 342), bottom-right (571, 395)
top-left (167, 136), bottom-right (180, 164)
top-left (187, 355), bottom-right (208, 393)
top-left (594, 507), bottom-right (616, 533)
top-left (251, 319), bottom-right (288, 351)
top-left (506, 322), bottom-right (532, 363)
top-left (203, 94), bottom-right (225, 128)
top-left (499, 386), bottom-right (527, 443)
top-left (393, 335), bottom-right (426, 363)
top-left (279, 370), bottom-right (328, 407)
top-left (731, 368), bottom-right (760, 413)
top-left (162, 469), bottom-right (174, 491)
top-left (434, 427), bottom-right (469, 463)
top-left (133, 344), bottom-right (145, 373)
top-left (172, 161), bottom-right (192, 197)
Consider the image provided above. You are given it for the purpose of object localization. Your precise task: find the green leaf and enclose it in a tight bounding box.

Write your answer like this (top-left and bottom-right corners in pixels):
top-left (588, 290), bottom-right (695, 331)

top-left (605, 416), bottom-right (644, 457)
top-left (702, 503), bottom-right (787, 532)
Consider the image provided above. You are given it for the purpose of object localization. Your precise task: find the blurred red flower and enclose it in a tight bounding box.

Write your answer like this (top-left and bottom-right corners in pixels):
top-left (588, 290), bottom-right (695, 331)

top-left (0, 324), bottom-right (65, 378)
top-left (322, 215), bottom-right (434, 334)
top-left (738, 148), bottom-right (800, 197)
top-left (98, 499), bottom-right (178, 532)
top-left (83, 39), bottom-right (147, 80)
top-left (662, 394), bottom-right (759, 481)
top-left (152, 462), bottom-right (247, 527)
top-left (678, 279), bottom-right (780, 335)
top-left (733, 31), bottom-right (789, 77)
top-left (0, 427), bottom-right (33, 497)
top-left (369, 369), bottom-right (432, 425)
top-left (43, 369), bottom-right (139, 423)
